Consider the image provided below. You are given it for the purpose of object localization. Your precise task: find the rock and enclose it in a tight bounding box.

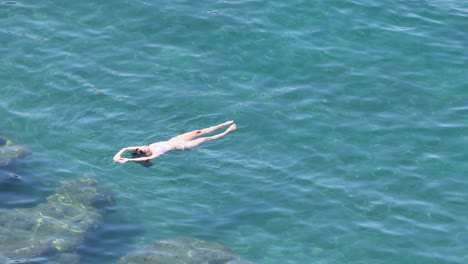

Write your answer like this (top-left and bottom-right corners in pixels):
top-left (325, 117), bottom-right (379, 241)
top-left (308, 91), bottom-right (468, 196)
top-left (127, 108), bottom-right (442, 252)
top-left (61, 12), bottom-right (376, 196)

top-left (0, 178), bottom-right (114, 262)
top-left (118, 236), bottom-right (254, 264)
top-left (0, 136), bottom-right (31, 167)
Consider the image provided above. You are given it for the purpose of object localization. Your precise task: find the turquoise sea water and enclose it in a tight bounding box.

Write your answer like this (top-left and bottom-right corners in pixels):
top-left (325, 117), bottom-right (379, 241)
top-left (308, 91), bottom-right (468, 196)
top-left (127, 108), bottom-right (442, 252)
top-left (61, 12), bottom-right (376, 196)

top-left (1, 0), bottom-right (468, 263)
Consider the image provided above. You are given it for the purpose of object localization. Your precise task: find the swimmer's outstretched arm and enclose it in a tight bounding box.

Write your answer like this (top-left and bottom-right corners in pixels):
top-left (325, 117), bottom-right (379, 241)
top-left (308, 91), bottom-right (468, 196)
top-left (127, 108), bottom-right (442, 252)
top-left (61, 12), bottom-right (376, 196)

top-left (124, 153), bottom-right (161, 163)
top-left (113, 146), bottom-right (139, 162)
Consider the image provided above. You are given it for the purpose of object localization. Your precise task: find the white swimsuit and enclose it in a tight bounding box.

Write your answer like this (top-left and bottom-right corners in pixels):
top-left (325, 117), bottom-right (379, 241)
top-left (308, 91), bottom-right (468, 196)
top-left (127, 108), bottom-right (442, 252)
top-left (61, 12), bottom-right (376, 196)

top-left (150, 139), bottom-right (186, 154)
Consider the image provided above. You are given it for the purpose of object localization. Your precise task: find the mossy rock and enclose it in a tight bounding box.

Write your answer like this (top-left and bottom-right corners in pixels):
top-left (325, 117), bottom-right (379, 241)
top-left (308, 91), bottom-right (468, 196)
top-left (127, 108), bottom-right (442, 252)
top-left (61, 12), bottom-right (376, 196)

top-left (0, 178), bottom-right (114, 261)
top-left (0, 136), bottom-right (31, 167)
top-left (118, 236), bottom-right (254, 264)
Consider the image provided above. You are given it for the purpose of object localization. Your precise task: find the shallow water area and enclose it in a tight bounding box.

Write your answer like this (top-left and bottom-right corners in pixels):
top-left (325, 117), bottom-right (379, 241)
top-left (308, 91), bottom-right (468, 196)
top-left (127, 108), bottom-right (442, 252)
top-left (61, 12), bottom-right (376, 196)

top-left (1, 0), bottom-right (468, 263)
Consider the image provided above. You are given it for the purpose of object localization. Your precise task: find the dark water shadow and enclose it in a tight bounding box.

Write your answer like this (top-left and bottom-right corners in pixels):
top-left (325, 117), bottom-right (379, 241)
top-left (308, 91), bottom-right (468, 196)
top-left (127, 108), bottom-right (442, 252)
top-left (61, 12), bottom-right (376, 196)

top-left (76, 209), bottom-right (145, 264)
top-left (0, 165), bottom-right (53, 209)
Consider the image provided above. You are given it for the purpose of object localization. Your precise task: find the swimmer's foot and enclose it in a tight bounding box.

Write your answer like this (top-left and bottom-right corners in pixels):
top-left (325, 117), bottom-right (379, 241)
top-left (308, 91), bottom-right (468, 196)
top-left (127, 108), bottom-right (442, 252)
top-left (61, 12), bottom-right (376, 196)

top-left (215, 120), bottom-right (234, 130)
top-left (221, 120), bottom-right (234, 127)
top-left (226, 123), bottom-right (237, 132)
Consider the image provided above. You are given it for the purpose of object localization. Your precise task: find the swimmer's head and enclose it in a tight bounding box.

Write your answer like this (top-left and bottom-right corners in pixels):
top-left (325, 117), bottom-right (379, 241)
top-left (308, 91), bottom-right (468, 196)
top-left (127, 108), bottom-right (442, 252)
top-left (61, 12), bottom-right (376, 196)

top-left (134, 146), bottom-right (151, 156)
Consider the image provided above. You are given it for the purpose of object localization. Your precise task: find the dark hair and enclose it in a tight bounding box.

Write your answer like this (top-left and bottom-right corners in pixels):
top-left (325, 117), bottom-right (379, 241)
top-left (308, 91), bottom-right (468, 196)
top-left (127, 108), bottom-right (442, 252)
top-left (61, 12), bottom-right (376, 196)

top-left (131, 148), bottom-right (153, 168)
top-left (132, 148), bottom-right (146, 157)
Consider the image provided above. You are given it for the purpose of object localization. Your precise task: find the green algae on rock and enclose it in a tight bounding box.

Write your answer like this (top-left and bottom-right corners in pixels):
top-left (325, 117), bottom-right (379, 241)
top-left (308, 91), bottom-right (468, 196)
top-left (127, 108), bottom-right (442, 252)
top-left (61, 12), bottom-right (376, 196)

top-left (118, 236), bottom-right (254, 264)
top-left (0, 178), bottom-right (114, 263)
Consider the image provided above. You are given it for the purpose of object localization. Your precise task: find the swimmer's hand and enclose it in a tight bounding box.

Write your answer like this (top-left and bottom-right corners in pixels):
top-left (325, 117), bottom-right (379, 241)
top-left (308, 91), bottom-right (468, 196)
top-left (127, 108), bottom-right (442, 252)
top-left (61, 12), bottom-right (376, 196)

top-left (114, 157), bottom-right (129, 163)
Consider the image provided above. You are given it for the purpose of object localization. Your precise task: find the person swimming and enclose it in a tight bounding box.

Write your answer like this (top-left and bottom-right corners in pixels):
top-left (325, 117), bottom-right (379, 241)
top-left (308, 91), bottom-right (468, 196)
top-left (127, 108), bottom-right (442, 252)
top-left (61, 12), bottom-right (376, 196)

top-left (113, 120), bottom-right (237, 164)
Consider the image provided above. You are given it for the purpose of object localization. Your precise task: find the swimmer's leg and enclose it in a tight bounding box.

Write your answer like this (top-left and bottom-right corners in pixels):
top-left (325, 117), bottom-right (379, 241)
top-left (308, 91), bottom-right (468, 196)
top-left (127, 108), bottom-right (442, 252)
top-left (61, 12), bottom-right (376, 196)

top-left (184, 124), bottom-right (236, 149)
top-left (172, 121), bottom-right (234, 141)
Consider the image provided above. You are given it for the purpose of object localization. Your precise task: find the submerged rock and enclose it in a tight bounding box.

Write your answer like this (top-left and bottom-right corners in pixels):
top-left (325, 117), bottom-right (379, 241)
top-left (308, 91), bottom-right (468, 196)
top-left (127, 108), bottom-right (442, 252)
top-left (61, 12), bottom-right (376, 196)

top-left (118, 236), bottom-right (254, 264)
top-left (0, 136), bottom-right (31, 167)
top-left (0, 178), bottom-right (114, 262)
